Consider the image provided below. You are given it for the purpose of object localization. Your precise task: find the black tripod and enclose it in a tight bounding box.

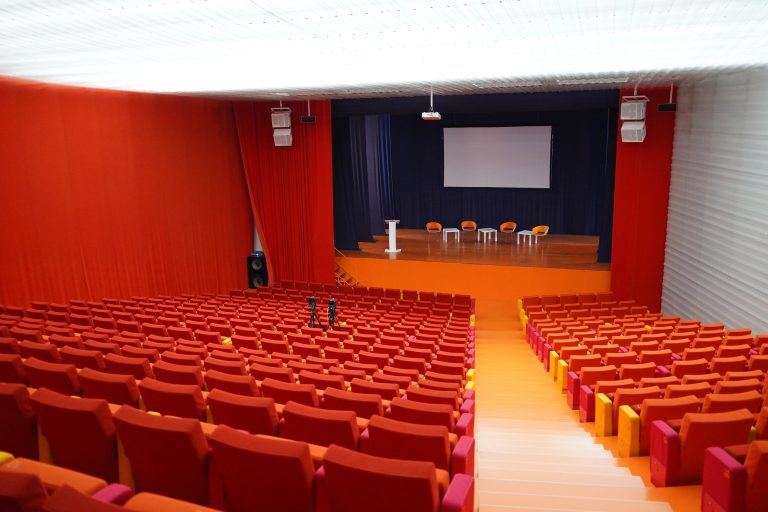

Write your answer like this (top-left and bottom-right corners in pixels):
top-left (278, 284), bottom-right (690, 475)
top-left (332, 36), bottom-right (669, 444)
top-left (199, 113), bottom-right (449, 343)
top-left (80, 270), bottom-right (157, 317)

top-left (307, 296), bottom-right (324, 330)
top-left (327, 297), bottom-right (341, 330)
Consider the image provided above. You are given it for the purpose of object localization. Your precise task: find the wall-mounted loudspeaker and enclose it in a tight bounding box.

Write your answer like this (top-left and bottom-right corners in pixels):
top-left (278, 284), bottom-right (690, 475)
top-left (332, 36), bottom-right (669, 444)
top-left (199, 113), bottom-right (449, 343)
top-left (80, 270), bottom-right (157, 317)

top-left (621, 121), bottom-right (647, 143)
top-left (247, 252), bottom-right (268, 288)
top-left (620, 95), bottom-right (649, 120)
top-left (270, 108), bottom-right (291, 128)
top-left (273, 128), bottom-right (293, 147)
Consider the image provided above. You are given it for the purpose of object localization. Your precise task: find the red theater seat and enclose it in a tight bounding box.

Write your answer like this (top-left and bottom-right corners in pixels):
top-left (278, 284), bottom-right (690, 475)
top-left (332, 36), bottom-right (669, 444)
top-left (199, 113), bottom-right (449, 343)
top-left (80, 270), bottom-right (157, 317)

top-left (280, 400), bottom-right (360, 449)
top-left (701, 441), bottom-right (768, 512)
top-left (317, 444), bottom-right (474, 512)
top-left (209, 424), bottom-right (315, 512)
top-left (206, 389), bottom-right (279, 435)
top-left (78, 368), bottom-right (140, 407)
top-left (204, 370), bottom-right (259, 397)
top-left (0, 383), bottom-right (38, 459)
top-left (29, 388), bottom-right (118, 482)
top-left (112, 406), bottom-right (210, 505)
top-left (138, 379), bottom-right (206, 420)
top-left (22, 358), bottom-right (80, 396)
top-left (260, 378), bottom-right (319, 407)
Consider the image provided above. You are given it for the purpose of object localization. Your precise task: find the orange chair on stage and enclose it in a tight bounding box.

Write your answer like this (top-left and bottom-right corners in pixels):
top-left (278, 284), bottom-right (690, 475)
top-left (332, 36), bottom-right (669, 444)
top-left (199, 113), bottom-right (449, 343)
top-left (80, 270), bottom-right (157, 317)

top-left (499, 221), bottom-right (517, 242)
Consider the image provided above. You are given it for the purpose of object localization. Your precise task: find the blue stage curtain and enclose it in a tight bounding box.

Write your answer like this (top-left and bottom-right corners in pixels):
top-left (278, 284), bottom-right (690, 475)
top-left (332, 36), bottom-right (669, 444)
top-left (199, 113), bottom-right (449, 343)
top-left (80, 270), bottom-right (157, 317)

top-left (332, 91), bottom-right (618, 262)
top-left (332, 114), bottom-right (394, 250)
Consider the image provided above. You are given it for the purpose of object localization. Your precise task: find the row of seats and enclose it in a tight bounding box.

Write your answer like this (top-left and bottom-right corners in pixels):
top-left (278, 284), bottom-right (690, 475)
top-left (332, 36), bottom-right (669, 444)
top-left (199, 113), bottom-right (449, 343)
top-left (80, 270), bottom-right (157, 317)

top-left (1, 385), bottom-right (475, 511)
top-left (0, 451), bottom-right (219, 512)
top-left (523, 295), bottom-right (767, 510)
top-left (1, 289), bottom-right (477, 511)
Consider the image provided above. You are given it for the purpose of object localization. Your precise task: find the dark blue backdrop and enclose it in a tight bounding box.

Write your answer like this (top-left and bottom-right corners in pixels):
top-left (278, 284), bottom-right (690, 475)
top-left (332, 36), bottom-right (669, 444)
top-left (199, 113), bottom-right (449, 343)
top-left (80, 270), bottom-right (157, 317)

top-left (332, 90), bottom-right (619, 262)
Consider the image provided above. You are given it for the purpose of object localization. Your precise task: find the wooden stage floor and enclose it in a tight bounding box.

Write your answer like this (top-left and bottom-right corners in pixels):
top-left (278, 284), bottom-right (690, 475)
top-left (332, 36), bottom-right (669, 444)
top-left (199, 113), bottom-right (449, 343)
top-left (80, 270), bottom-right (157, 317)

top-left (339, 229), bottom-right (609, 271)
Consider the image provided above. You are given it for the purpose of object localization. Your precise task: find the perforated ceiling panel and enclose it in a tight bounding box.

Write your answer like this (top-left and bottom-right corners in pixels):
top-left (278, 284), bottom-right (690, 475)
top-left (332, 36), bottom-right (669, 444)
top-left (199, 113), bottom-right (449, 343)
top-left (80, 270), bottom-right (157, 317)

top-left (1, 1), bottom-right (768, 98)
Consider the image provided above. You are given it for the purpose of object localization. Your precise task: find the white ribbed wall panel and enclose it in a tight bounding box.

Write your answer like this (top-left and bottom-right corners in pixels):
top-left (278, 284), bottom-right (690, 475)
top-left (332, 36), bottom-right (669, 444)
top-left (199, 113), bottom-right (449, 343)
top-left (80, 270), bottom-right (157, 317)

top-left (662, 68), bottom-right (768, 332)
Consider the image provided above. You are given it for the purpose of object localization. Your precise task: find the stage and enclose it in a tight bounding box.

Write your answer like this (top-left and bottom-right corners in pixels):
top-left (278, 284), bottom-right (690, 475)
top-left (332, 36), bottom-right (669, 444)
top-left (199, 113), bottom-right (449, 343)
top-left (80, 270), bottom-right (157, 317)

top-left (335, 229), bottom-right (612, 301)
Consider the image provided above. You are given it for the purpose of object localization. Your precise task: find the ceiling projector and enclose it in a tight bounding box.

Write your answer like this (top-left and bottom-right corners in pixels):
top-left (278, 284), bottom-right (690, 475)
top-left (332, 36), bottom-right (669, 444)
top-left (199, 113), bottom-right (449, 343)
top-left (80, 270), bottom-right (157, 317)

top-left (421, 111), bottom-right (441, 121)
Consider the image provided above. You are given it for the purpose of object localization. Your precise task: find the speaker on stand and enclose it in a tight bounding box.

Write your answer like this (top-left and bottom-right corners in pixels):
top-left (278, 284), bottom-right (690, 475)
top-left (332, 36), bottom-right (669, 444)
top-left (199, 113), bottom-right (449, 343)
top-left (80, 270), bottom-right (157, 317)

top-left (247, 252), bottom-right (268, 288)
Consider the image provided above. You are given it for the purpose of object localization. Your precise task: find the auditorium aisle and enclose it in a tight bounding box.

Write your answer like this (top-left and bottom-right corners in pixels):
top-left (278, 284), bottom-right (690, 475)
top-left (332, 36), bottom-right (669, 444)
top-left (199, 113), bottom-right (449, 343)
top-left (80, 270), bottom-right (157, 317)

top-left (474, 299), bottom-right (698, 512)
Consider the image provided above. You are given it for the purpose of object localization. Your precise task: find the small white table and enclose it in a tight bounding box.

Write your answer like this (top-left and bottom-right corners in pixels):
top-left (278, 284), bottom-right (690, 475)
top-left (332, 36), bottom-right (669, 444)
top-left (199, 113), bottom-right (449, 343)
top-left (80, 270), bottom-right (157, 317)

top-left (442, 227), bottom-right (460, 242)
top-left (478, 228), bottom-right (498, 243)
top-left (384, 219), bottom-right (401, 253)
top-left (517, 230), bottom-right (534, 244)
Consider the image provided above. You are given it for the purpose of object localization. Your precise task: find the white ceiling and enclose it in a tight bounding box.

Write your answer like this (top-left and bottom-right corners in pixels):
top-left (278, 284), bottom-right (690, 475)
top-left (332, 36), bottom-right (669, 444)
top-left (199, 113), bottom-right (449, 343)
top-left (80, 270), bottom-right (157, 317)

top-left (1, 0), bottom-right (768, 99)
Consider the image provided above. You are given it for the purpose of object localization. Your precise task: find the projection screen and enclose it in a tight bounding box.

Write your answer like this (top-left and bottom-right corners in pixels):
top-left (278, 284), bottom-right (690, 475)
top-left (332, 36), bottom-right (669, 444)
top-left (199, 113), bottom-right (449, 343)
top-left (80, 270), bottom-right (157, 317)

top-left (443, 126), bottom-right (553, 188)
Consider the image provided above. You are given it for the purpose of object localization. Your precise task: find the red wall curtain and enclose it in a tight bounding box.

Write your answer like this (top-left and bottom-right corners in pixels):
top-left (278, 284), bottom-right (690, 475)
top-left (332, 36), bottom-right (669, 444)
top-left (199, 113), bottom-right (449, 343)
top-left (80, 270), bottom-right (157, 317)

top-left (611, 87), bottom-right (677, 312)
top-left (233, 100), bottom-right (335, 285)
top-left (0, 78), bottom-right (253, 307)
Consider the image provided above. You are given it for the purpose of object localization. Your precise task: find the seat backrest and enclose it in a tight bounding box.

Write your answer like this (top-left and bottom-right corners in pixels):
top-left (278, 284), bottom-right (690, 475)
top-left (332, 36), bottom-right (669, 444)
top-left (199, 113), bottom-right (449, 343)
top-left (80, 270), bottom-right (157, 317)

top-left (204, 370), bottom-right (259, 397)
top-left (280, 400), bottom-right (359, 449)
top-left (0, 470), bottom-right (48, 512)
top-left (103, 353), bottom-right (153, 379)
top-left (321, 387), bottom-right (383, 419)
top-left (405, 386), bottom-right (459, 409)
top-left (207, 388), bottom-right (278, 435)
top-left (259, 378), bottom-right (319, 407)
top-left (702, 390), bottom-right (764, 414)
top-left (152, 360), bottom-right (204, 387)
top-left (389, 397), bottom-right (455, 432)
top-left (138, 379), bottom-right (206, 420)
top-left (321, 445), bottom-right (440, 512)
top-left (249, 363), bottom-right (295, 383)
top-left (710, 356), bottom-right (749, 375)
top-left (112, 406), bottom-right (209, 505)
top-left (350, 378), bottom-right (401, 401)
top-left (612, 386), bottom-right (662, 433)
top-left (209, 425), bottom-right (315, 512)
top-left (714, 378), bottom-right (763, 395)
top-left (580, 365), bottom-right (617, 387)
top-left (29, 388), bottom-right (117, 482)
top-left (0, 354), bottom-right (26, 384)
top-left (639, 395), bottom-right (701, 454)
top-left (663, 382), bottom-right (712, 399)
top-left (77, 367), bottom-right (140, 406)
top-left (0, 383), bottom-right (38, 459)
top-left (204, 357), bottom-right (247, 376)
top-left (671, 358), bottom-right (709, 378)
top-left (618, 362), bottom-right (656, 382)
top-left (678, 409), bottom-right (755, 484)
top-left (744, 440), bottom-right (768, 512)
top-left (58, 346), bottom-right (105, 372)
top-left (365, 415), bottom-right (451, 471)
top-left (297, 370), bottom-right (345, 391)
top-left (22, 358), bottom-right (80, 396)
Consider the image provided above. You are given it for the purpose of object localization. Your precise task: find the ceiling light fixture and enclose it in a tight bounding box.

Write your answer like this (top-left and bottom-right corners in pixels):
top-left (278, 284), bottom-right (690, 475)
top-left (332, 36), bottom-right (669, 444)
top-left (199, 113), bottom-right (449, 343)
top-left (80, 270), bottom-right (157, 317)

top-left (557, 77), bottom-right (629, 85)
top-left (421, 86), bottom-right (441, 121)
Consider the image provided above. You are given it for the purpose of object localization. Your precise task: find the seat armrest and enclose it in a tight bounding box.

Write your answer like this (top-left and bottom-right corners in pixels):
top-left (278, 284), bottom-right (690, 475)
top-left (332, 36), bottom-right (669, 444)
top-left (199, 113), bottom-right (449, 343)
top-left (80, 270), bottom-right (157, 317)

top-left (649, 419), bottom-right (681, 487)
top-left (594, 393), bottom-right (613, 437)
top-left (459, 398), bottom-right (474, 415)
top-left (441, 473), bottom-right (474, 512)
top-left (617, 405), bottom-right (640, 457)
top-left (655, 365), bottom-right (671, 378)
top-left (451, 435), bottom-right (476, 476)
top-left (456, 413), bottom-right (474, 438)
top-left (549, 351), bottom-right (560, 380)
top-left (557, 359), bottom-right (569, 389)
top-left (566, 371), bottom-right (581, 409)
top-left (462, 389), bottom-right (475, 402)
top-left (91, 483), bottom-right (134, 505)
top-left (358, 429), bottom-right (370, 452)
top-left (701, 447), bottom-right (747, 512)
top-left (313, 466), bottom-right (330, 512)
top-left (578, 384), bottom-right (595, 423)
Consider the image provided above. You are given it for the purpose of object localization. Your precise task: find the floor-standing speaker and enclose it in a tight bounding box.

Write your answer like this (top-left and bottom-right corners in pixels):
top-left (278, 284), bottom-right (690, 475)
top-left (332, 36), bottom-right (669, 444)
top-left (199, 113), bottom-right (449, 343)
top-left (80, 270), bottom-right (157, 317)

top-left (247, 252), bottom-right (268, 287)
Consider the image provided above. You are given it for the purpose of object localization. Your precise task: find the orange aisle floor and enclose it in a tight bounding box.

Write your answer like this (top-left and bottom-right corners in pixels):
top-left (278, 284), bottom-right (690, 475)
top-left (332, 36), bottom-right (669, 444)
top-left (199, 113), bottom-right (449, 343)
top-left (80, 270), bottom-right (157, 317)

top-left (474, 299), bottom-right (701, 512)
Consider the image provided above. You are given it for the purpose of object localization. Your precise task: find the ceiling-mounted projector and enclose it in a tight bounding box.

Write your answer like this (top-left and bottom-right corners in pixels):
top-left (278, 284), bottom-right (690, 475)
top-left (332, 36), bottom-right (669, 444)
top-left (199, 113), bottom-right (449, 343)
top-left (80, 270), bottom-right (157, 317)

top-left (421, 111), bottom-right (441, 121)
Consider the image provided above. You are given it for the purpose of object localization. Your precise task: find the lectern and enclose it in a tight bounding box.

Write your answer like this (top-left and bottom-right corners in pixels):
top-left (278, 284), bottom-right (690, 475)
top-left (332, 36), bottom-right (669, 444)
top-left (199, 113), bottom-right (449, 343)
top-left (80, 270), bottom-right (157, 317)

top-left (384, 219), bottom-right (401, 253)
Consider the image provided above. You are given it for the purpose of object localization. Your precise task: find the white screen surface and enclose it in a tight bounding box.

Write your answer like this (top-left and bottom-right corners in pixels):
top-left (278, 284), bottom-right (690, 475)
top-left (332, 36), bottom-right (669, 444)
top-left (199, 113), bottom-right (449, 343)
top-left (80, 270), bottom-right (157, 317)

top-left (443, 126), bottom-right (552, 188)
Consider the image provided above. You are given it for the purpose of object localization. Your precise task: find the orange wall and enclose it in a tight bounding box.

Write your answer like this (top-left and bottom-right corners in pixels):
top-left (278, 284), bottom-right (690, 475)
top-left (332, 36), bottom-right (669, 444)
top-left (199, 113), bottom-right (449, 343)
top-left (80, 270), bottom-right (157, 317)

top-left (336, 258), bottom-right (611, 302)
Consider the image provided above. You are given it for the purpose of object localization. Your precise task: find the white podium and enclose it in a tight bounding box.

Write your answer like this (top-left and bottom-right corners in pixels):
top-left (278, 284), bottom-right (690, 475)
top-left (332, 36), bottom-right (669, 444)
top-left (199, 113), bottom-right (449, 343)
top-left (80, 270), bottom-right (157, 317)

top-left (384, 219), bottom-right (401, 253)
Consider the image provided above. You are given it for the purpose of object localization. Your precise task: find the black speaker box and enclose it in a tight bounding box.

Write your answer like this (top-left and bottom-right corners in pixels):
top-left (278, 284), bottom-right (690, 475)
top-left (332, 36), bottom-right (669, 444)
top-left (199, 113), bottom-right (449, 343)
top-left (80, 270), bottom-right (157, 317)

top-left (247, 252), bottom-right (268, 288)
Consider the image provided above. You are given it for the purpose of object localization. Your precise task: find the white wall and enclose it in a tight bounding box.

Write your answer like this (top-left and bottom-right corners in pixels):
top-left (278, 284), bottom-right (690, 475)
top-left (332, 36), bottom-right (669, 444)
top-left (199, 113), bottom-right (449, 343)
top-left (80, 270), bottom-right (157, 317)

top-left (662, 68), bottom-right (768, 332)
